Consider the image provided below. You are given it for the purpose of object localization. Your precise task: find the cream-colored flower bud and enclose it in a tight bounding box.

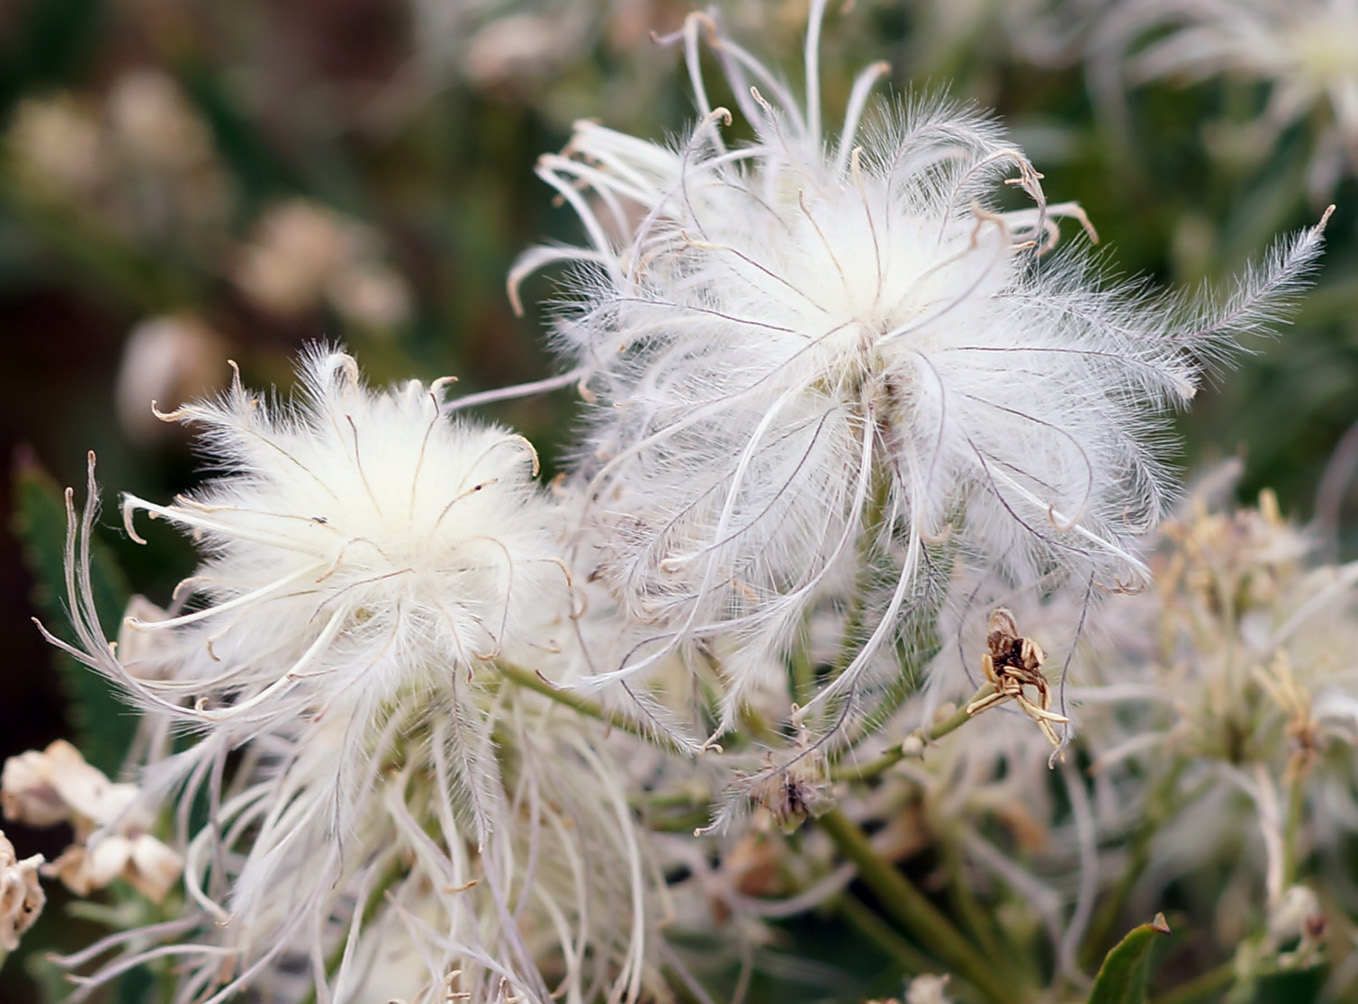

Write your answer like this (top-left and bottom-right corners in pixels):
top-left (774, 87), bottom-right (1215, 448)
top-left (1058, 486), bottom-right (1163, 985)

top-left (1267, 884), bottom-right (1323, 947)
top-left (127, 833), bottom-right (182, 903)
top-left (6, 94), bottom-right (104, 198)
top-left (116, 315), bottom-right (227, 444)
top-left (17, 740), bottom-right (137, 834)
top-left (107, 70), bottom-right (215, 172)
top-left (47, 845), bottom-right (98, 896)
top-left (906, 975), bottom-right (954, 1004)
top-left (3, 739), bottom-right (138, 832)
top-left (326, 262), bottom-right (411, 331)
top-left (1, 749), bottom-right (68, 827)
top-left (2, 741), bottom-right (182, 903)
top-left (46, 831), bottom-right (181, 904)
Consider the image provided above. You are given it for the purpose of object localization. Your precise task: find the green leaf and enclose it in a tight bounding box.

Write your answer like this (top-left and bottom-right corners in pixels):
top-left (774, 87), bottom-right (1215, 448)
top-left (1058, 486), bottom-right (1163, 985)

top-left (12, 451), bottom-right (137, 775)
top-left (1088, 913), bottom-right (1172, 1004)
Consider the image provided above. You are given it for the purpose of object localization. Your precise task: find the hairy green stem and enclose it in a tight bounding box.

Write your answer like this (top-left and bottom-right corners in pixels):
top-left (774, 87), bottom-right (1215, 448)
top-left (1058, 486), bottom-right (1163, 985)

top-left (496, 659), bottom-right (656, 745)
top-left (790, 619), bottom-right (817, 706)
top-left (817, 807), bottom-right (1019, 1004)
top-left (823, 458), bottom-right (895, 690)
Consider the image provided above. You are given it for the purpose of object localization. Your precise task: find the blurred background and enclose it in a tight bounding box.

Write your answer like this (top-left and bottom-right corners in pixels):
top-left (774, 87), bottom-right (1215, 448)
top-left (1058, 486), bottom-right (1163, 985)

top-left (2, 0), bottom-right (1357, 1000)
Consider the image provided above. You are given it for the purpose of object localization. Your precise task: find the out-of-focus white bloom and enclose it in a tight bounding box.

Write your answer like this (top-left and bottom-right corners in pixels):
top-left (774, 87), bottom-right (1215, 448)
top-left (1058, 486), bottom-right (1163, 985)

top-left (1064, 475), bottom-right (1358, 978)
top-left (233, 201), bottom-right (411, 328)
top-left (0, 831), bottom-right (44, 953)
top-left (906, 974), bottom-right (955, 1004)
top-left (5, 73), bottom-right (234, 244)
top-left (107, 70), bottom-right (217, 173)
top-left (400, 0), bottom-right (679, 126)
top-left (1092, 0), bottom-right (1358, 196)
top-left (2, 739), bottom-right (182, 903)
top-left (104, 69), bottom-right (235, 233)
top-left (327, 261), bottom-right (415, 331)
top-left (5, 94), bottom-right (105, 198)
top-left (463, 10), bottom-right (589, 90)
top-left (411, 0), bottom-right (585, 87)
top-left (233, 200), bottom-right (357, 314)
top-left (116, 315), bottom-right (228, 444)
top-left (517, 1), bottom-right (1327, 737)
top-left (883, 0), bottom-right (1107, 85)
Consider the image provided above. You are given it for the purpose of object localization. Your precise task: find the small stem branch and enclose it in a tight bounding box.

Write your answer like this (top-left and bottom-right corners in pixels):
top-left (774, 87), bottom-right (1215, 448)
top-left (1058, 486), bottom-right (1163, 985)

top-left (496, 660), bottom-right (657, 745)
top-left (817, 807), bottom-right (1019, 1004)
top-left (829, 686), bottom-right (994, 781)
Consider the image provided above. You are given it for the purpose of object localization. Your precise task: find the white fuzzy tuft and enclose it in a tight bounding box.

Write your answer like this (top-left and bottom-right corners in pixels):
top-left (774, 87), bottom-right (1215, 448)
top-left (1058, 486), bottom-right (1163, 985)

top-left (41, 350), bottom-right (662, 1004)
top-left (517, 5), bottom-right (1327, 737)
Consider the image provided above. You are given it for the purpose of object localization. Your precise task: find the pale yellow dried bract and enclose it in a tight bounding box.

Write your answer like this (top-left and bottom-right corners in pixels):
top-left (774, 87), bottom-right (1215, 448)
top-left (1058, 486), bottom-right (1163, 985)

top-left (0, 830), bottom-right (44, 952)
top-left (0, 740), bottom-right (182, 904)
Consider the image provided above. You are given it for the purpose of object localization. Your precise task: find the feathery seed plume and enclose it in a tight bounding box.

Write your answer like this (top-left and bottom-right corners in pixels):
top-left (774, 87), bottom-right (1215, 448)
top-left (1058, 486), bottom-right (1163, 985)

top-left (516, 0), bottom-right (1328, 741)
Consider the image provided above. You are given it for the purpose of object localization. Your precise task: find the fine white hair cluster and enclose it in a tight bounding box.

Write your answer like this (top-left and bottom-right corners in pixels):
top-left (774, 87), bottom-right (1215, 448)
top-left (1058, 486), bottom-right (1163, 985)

top-left (55, 348), bottom-right (564, 746)
top-left (517, 0), bottom-right (1328, 736)
top-left (37, 350), bottom-right (665, 1003)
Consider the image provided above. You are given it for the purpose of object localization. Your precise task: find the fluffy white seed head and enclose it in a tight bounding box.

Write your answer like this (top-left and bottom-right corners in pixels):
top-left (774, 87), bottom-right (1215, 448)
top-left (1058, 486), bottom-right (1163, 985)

top-left (105, 347), bottom-right (567, 731)
top-left (38, 350), bottom-right (665, 1004)
top-left (518, 3), bottom-right (1327, 732)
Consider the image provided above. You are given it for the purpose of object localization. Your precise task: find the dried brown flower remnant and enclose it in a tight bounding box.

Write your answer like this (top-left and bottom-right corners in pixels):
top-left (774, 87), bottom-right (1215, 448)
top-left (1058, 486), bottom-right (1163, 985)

top-left (1255, 651), bottom-right (1322, 782)
top-left (0, 831), bottom-right (44, 952)
top-left (966, 608), bottom-right (1069, 749)
top-left (744, 751), bottom-right (830, 831)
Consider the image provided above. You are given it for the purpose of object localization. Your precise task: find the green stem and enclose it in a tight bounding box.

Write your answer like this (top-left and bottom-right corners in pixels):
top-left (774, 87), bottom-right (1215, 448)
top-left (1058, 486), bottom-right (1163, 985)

top-left (300, 856), bottom-right (407, 1004)
top-left (1148, 960), bottom-right (1235, 1004)
top-left (790, 619), bottom-right (817, 707)
top-left (940, 839), bottom-right (1006, 970)
top-left (836, 892), bottom-right (937, 977)
top-left (1281, 770), bottom-right (1307, 888)
top-left (817, 807), bottom-right (1019, 1004)
top-left (1079, 763), bottom-right (1189, 972)
top-left (829, 686), bottom-right (994, 782)
top-left (822, 459), bottom-right (895, 691)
